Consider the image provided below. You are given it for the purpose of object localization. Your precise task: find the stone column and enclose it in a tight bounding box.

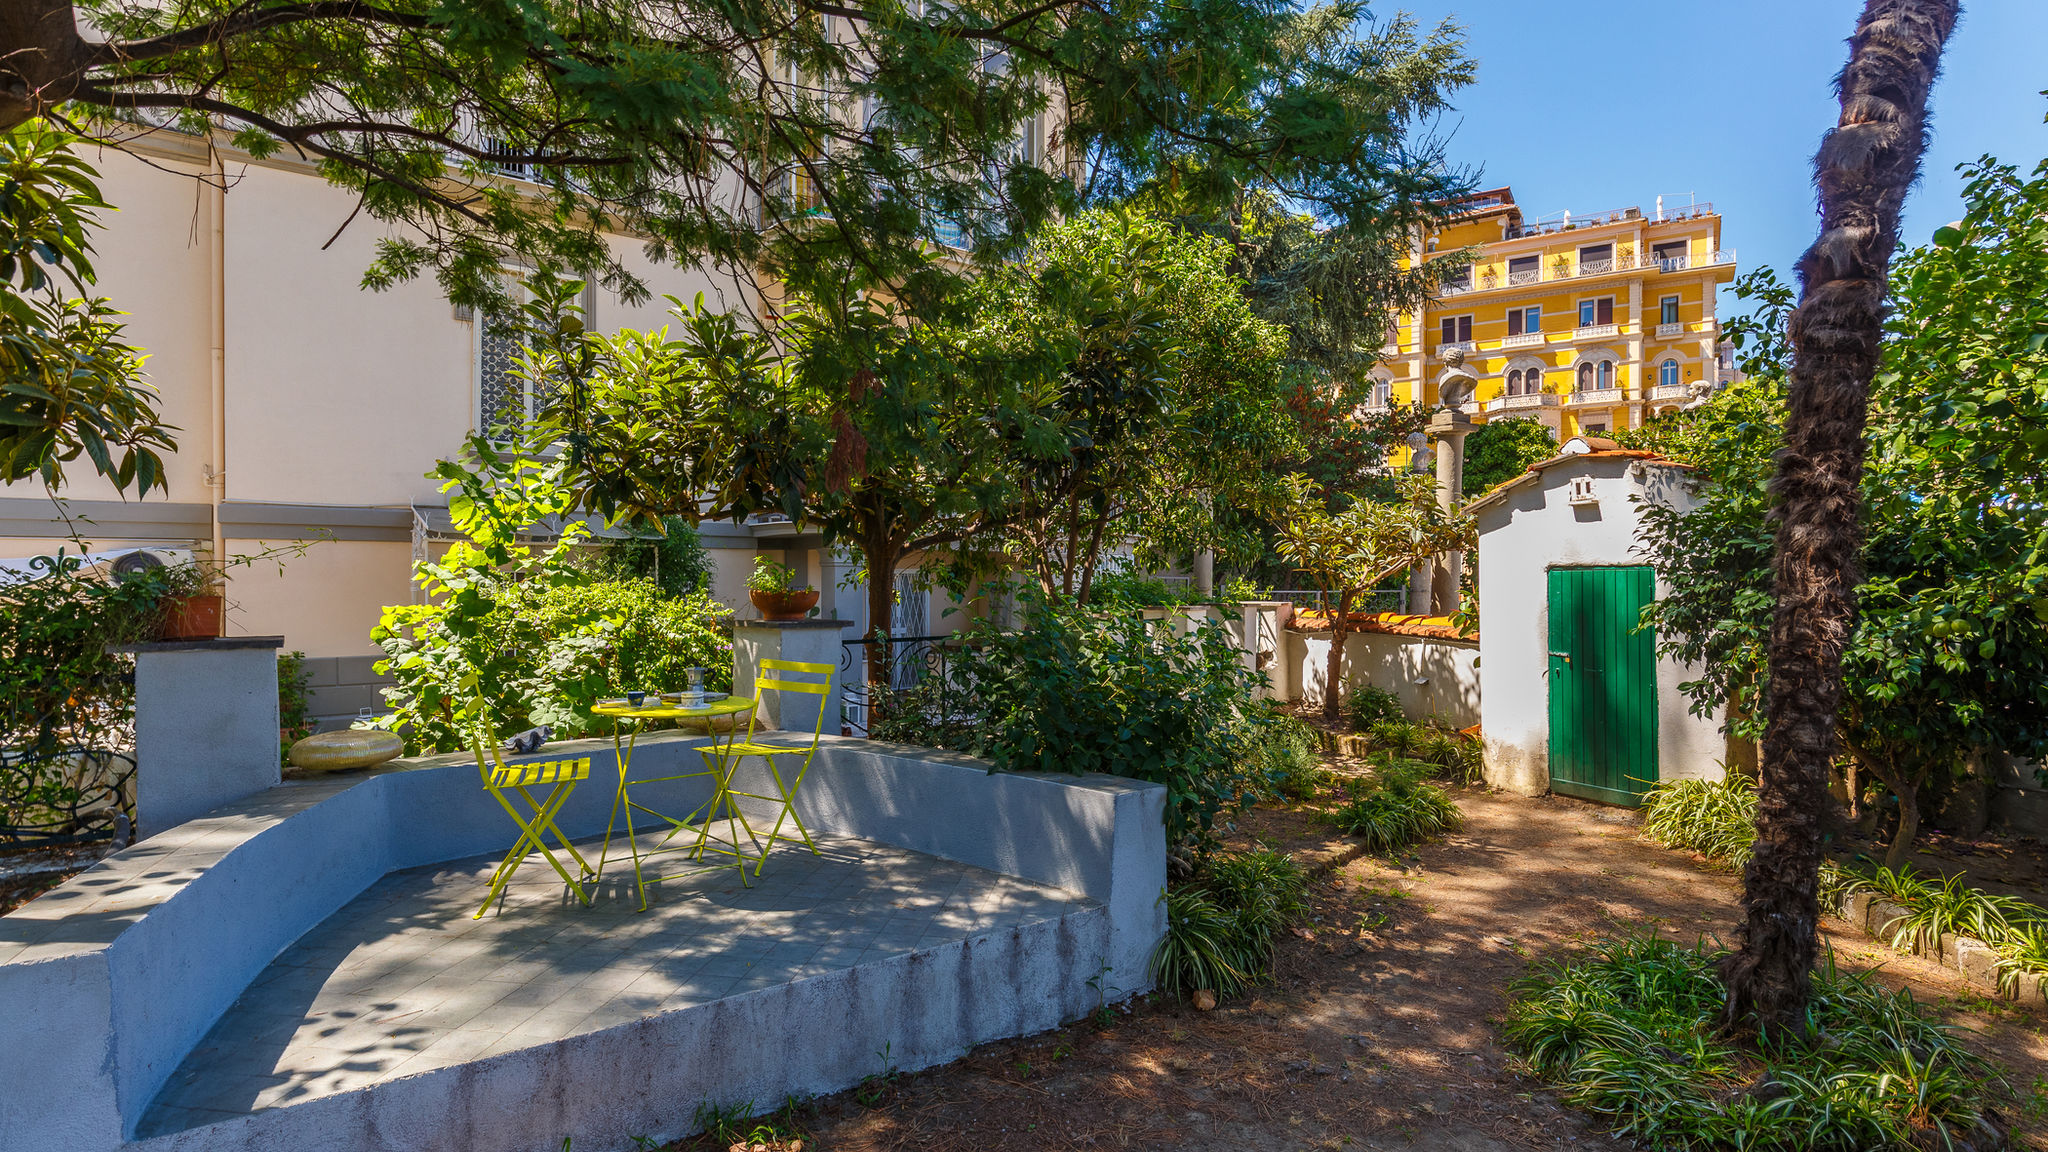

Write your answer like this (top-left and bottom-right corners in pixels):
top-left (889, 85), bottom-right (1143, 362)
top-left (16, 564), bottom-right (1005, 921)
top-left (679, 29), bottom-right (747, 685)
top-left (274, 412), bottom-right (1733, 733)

top-left (1192, 551), bottom-right (1214, 596)
top-left (111, 636), bottom-right (283, 838)
top-left (734, 619), bottom-right (856, 733)
top-left (1405, 430), bottom-right (1433, 613)
top-left (1429, 410), bottom-right (1476, 615)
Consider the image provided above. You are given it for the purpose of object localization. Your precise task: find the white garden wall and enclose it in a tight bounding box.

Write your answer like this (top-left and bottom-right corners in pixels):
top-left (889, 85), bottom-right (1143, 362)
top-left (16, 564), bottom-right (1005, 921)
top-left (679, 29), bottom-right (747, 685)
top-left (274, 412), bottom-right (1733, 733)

top-left (1282, 628), bottom-right (1480, 729)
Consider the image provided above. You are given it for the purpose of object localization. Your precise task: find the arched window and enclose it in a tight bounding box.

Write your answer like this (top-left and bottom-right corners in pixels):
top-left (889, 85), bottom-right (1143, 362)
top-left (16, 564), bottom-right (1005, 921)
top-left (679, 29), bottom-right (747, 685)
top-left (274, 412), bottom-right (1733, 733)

top-left (1506, 369), bottom-right (1523, 396)
top-left (1598, 360), bottom-right (1614, 389)
top-left (1660, 359), bottom-right (1680, 388)
top-left (1577, 362), bottom-right (1594, 391)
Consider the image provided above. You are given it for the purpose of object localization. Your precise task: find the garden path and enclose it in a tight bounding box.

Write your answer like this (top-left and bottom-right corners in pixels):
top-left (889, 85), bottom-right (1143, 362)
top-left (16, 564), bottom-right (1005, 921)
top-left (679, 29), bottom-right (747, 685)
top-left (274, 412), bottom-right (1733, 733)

top-left (719, 782), bottom-right (2048, 1151)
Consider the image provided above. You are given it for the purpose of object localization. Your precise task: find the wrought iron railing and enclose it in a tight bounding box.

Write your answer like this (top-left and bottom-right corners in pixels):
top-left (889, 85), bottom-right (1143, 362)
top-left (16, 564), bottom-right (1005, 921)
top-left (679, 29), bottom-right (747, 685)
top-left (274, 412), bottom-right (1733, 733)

top-left (839, 634), bottom-right (979, 743)
top-left (0, 743), bottom-right (135, 846)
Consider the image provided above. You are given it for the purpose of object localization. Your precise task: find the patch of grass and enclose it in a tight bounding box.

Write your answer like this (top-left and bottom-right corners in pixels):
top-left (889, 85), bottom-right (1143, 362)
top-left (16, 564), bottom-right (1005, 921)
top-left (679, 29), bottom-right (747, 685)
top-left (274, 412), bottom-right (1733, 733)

top-left (1151, 847), bottom-right (1312, 1002)
top-left (1502, 934), bottom-right (2002, 1151)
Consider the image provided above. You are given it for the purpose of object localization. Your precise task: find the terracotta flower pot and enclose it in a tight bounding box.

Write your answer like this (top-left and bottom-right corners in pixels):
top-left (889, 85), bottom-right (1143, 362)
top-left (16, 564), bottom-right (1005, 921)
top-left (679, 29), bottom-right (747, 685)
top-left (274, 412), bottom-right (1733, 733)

top-left (158, 593), bottom-right (225, 640)
top-left (749, 589), bottom-right (819, 621)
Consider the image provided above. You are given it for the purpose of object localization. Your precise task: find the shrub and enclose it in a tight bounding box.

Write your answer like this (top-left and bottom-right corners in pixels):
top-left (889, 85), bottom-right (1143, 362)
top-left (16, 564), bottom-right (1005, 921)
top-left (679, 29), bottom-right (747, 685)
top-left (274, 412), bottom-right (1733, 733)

top-left (1248, 711), bottom-right (1325, 801)
top-left (1346, 683), bottom-right (1404, 729)
top-left (1640, 775), bottom-right (1759, 866)
top-left (278, 650), bottom-right (314, 764)
top-left (1503, 935), bottom-right (2001, 1151)
top-left (1153, 888), bottom-right (1255, 1000)
top-left (0, 550), bottom-right (183, 840)
top-left (1152, 847), bottom-right (1311, 1000)
top-left (372, 438), bottom-right (731, 754)
top-left (1994, 923), bottom-right (2048, 999)
top-left (954, 603), bottom-right (1264, 857)
top-left (380, 578), bottom-right (730, 753)
top-left (1365, 717), bottom-right (1419, 758)
top-left (1409, 724), bottom-right (1481, 785)
top-left (573, 515), bottom-right (712, 598)
top-left (1324, 779), bottom-right (1461, 853)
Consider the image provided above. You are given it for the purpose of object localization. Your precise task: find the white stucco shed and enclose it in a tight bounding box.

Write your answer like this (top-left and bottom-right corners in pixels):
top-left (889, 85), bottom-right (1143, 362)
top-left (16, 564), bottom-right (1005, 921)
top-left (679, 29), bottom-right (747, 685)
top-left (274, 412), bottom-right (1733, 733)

top-left (1469, 437), bottom-right (1727, 802)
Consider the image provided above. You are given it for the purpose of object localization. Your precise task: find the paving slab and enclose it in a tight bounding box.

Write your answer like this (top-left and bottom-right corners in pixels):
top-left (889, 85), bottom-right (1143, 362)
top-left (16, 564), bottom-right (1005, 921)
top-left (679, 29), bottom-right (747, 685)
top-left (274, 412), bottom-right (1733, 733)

top-left (137, 833), bottom-right (1091, 1137)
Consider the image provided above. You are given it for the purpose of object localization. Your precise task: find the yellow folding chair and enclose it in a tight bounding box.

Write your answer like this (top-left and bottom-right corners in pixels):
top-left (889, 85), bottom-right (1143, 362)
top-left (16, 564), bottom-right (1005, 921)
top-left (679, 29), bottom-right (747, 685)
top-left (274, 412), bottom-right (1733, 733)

top-left (472, 733), bottom-right (595, 919)
top-left (702, 658), bottom-right (834, 877)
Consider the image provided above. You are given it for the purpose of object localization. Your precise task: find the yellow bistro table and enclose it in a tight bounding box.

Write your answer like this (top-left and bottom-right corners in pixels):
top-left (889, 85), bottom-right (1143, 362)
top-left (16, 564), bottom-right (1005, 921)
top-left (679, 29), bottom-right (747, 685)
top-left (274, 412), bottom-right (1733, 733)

top-left (592, 696), bottom-right (760, 909)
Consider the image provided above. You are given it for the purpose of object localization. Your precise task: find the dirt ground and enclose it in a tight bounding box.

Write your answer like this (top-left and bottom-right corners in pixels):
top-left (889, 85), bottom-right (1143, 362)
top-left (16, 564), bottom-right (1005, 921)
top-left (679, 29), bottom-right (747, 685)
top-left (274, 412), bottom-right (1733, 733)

top-left (697, 777), bottom-right (2048, 1152)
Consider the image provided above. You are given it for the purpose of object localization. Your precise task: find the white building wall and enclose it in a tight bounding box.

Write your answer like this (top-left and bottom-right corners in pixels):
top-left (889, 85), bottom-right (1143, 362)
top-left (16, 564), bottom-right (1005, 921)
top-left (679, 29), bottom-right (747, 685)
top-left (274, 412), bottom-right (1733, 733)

top-left (0, 138), bottom-right (755, 659)
top-left (1474, 456), bottom-right (1724, 797)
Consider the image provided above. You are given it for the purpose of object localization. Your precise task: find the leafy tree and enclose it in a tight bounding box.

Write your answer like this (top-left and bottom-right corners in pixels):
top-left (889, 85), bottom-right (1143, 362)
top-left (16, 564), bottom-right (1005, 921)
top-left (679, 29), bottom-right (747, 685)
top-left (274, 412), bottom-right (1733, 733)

top-left (10, 0), bottom-right (1475, 322)
top-left (1638, 158), bottom-right (2048, 882)
top-left (1462, 417), bottom-right (1555, 496)
top-left (1271, 472), bottom-right (1469, 723)
top-left (955, 210), bottom-right (1290, 599)
top-left (0, 121), bottom-right (171, 495)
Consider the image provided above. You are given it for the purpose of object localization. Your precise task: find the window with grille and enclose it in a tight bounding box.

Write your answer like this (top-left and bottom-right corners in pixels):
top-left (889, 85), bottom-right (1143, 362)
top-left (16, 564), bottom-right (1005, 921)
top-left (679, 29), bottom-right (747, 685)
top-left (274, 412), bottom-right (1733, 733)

top-left (473, 274), bottom-right (574, 437)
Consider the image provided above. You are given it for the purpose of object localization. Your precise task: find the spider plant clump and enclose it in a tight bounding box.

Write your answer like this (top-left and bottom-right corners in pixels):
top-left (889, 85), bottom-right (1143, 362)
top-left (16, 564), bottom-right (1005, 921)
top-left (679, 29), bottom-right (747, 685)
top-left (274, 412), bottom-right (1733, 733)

top-left (1323, 763), bottom-right (1462, 853)
top-left (1503, 935), bottom-right (2003, 1150)
top-left (1639, 775), bottom-right (1759, 866)
top-left (1151, 847), bottom-right (1312, 1001)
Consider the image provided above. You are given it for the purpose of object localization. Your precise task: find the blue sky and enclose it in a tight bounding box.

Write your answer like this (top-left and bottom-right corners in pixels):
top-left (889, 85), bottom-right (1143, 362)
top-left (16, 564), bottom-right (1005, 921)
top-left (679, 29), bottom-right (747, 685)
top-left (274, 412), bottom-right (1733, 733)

top-left (1391, 0), bottom-right (2048, 297)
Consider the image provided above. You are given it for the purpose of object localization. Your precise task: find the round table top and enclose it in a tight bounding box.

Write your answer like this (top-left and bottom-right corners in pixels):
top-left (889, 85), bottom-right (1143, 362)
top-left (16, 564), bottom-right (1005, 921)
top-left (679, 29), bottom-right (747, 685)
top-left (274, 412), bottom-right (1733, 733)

top-left (593, 696), bottom-right (756, 720)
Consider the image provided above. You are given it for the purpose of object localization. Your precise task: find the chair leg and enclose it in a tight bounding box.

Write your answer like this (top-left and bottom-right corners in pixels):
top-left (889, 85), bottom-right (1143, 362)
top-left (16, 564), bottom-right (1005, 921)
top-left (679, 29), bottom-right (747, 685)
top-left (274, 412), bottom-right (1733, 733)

top-left (751, 752), bottom-right (820, 876)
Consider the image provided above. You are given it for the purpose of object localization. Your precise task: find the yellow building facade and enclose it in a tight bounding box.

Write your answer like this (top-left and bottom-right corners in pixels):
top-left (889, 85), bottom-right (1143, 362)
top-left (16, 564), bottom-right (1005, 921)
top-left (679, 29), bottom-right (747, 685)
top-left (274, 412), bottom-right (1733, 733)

top-left (1381, 187), bottom-right (1737, 437)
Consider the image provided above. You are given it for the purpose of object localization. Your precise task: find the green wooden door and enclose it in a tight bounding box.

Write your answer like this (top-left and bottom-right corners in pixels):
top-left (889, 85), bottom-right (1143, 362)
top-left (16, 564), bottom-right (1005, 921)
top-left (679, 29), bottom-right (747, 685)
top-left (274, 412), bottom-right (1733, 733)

top-left (1547, 566), bottom-right (1659, 806)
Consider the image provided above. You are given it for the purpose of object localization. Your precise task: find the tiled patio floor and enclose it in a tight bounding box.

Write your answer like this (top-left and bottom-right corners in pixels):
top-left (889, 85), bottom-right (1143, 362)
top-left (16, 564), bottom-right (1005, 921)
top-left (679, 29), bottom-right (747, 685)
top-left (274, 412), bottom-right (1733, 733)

top-left (139, 833), bottom-right (1092, 1136)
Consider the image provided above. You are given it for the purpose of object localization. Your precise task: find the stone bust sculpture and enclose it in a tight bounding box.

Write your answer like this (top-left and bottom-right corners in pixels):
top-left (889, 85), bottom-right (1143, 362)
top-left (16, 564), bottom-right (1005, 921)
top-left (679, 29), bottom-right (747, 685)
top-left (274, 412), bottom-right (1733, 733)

top-left (1435, 346), bottom-right (1478, 409)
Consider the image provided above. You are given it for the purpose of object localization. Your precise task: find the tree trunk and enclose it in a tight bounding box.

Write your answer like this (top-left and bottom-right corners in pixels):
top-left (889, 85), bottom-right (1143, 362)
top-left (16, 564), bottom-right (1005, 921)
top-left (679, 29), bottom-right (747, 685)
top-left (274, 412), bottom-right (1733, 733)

top-left (0, 0), bottom-right (90, 131)
top-left (861, 523), bottom-right (902, 686)
top-left (1321, 587), bottom-right (1353, 724)
top-left (1883, 777), bottom-right (1920, 871)
top-left (1719, 0), bottom-right (1959, 1034)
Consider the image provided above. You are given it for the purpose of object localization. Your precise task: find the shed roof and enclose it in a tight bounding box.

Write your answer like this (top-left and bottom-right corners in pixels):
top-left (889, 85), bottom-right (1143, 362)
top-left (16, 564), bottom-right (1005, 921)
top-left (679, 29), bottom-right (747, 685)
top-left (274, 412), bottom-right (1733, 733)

top-left (1461, 436), bottom-right (1689, 517)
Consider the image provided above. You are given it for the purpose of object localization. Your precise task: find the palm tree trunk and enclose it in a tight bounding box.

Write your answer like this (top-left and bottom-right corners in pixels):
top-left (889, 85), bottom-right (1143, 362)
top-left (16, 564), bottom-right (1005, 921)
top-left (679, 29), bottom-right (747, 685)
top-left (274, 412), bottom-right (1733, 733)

top-left (1719, 0), bottom-right (1959, 1033)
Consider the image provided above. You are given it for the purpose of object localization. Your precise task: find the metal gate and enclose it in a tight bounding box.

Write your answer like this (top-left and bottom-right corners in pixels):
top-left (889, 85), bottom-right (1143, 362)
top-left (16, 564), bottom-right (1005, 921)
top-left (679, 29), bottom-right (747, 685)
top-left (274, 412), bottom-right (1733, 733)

top-left (1546, 565), bottom-right (1659, 806)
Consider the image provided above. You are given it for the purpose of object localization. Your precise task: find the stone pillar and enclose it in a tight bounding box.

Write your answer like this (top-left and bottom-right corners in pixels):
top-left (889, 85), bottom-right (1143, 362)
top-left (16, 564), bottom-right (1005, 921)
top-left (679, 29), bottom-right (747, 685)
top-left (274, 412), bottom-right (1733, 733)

top-left (734, 619), bottom-right (855, 733)
top-left (1192, 551), bottom-right (1214, 596)
top-left (112, 636), bottom-right (283, 839)
top-left (1429, 410), bottom-right (1476, 615)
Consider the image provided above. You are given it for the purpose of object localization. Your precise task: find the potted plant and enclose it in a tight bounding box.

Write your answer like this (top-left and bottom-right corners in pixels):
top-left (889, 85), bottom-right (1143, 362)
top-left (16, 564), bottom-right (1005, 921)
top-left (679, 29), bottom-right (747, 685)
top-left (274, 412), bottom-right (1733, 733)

top-left (152, 556), bottom-right (225, 640)
top-left (746, 557), bottom-right (818, 621)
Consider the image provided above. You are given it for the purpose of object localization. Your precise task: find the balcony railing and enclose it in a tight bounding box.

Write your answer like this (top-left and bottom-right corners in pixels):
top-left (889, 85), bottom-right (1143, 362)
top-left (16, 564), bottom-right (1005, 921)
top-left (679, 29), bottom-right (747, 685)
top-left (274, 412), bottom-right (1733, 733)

top-left (1439, 246), bottom-right (1737, 299)
top-left (1649, 383), bottom-right (1694, 401)
top-left (1504, 206), bottom-right (1642, 239)
top-left (1569, 388), bottom-right (1628, 407)
top-left (1502, 332), bottom-right (1546, 349)
top-left (1659, 201), bottom-right (1716, 222)
top-left (1436, 340), bottom-right (1477, 356)
top-left (1573, 323), bottom-right (1620, 340)
top-left (1487, 392), bottom-right (1560, 412)
top-left (1655, 322), bottom-right (1685, 338)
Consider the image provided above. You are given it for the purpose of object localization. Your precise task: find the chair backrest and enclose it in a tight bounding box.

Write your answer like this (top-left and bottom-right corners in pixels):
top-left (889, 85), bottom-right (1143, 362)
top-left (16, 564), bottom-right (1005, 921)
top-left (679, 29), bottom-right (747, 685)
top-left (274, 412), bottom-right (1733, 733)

top-left (756, 658), bottom-right (835, 742)
top-left (486, 758), bottom-right (591, 790)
